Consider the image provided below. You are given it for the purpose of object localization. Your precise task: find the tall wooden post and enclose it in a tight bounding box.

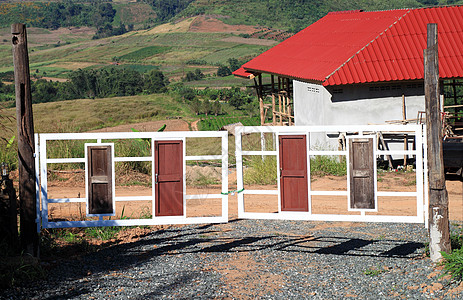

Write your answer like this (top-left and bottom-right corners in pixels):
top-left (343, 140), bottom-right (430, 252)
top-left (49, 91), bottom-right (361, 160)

top-left (12, 23), bottom-right (38, 257)
top-left (424, 23), bottom-right (450, 262)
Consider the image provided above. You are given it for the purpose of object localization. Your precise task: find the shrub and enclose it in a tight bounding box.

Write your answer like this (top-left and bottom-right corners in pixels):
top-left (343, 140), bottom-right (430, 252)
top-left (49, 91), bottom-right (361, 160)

top-left (310, 156), bottom-right (347, 176)
top-left (244, 156), bottom-right (277, 185)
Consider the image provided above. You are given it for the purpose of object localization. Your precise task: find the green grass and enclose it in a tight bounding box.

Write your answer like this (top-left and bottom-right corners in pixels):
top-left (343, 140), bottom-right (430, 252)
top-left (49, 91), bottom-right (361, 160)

top-left (85, 226), bottom-right (122, 240)
top-left (310, 156), bottom-right (347, 176)
top-left (118, 46), bottom-right (173, 61)
top-left (244, 156), bottom-right (277, 185)
top-left (440, 224), bottom-right (463, 281)
top-left (364, 265), bottom-right (388, 276)
top-left (198, 116), bottom-right (260, 131)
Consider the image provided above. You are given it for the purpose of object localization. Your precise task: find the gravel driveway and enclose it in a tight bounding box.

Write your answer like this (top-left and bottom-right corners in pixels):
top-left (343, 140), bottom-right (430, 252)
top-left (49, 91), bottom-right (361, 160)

top-left (2, 220), bottom-right (463, 299)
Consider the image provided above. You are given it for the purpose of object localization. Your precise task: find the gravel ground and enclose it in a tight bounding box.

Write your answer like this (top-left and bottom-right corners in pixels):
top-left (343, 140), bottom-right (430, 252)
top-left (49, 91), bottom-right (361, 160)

top-left (2, 220), bottom-right (463, 299)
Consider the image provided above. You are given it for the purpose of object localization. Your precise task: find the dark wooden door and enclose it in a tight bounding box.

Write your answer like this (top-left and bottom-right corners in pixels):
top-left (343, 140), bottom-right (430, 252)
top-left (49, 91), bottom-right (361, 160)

top-left (155, 140), bottom-right (183, 216)
top-left (349, 138), bottom-right (375, 209)
top-left (279, 135), bottom-right (308, 212)
top-left (87, 145), bottom-right (113, 215)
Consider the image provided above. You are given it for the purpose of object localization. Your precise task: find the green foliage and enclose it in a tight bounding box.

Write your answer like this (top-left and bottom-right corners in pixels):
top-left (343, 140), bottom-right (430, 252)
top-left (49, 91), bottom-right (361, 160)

top-left (244, 156), bottom-right (278, 185)
top-left (364, 265), bottom-right (387, 276)
top-left (0, 135), bottom-right (16, 170)
top-left (144, 70), bottom-right (169, 94)
top-left (181, 0), bottom-right (425, 32)
top-left (184, 69), bottom-right (205, 82)
top-left (310, 156), bottom-right (347, 176)
top-left (85, 226), bottom-right (121, 240)
top-left (147, 0), bottom-right (196, 22)
top-left (198, 116), bottom-right (260, 131)
top-left (190, 98), bottom-right (201, 115)
top-left (441, 248), bottom-right (463, 281)
top-left (29, 67), bottom-right (170, 103)
top-left (217, 65), bottom-right (232, 77)
top-left (0, 2), bottom-right (121, 38)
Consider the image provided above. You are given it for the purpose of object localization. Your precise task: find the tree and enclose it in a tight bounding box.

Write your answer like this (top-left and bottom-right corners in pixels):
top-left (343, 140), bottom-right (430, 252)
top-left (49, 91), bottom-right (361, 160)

top-left (179, 87), bottom-right (196, 101)
top-left (217, 65), bottom-right (231, 77)
top-left (202, 98), bottom-right (211, 116)
top-left (212, 100), bottom-right (222, 116)
top-left (227, 58), bottom-right (241, 72)
top-left (184, 68), bottom-right (204, 82)
top-left (144, 70), bottom-right (169, 93)
top-left (190, 98), bottom-right (201, 115)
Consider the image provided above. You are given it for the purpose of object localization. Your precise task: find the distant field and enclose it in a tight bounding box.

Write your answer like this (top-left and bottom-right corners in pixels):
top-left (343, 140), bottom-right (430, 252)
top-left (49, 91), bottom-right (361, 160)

top-left (0, 22), bottom-right (272, 82)
top-left (0, 94), bottom-right (192, 138)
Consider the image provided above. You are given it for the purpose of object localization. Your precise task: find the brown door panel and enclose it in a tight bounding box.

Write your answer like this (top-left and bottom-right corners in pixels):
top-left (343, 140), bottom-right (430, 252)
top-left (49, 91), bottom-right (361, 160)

top-left (349, 138), bottom-right (375, 210)
top-left (87, 145), bottom-right (113, 215)
top-left (279, 135), bottom-right (309, 212)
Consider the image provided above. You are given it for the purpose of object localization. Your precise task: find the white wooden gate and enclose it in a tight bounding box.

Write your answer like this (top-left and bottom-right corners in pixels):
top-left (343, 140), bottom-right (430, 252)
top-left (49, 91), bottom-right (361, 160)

top-left (36, 131), bottom-right (228, 229)
top-left (235, 125), bottom-right (428, 226)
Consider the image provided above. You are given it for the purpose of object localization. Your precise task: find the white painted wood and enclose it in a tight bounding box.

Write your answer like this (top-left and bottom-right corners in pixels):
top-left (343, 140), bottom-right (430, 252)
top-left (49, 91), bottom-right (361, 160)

top-left (114, 157), bottom-right (152, 162)
top-left (34, 134), bottom-right (41, 233)
top-left (37, 131), bottom-right (229, 229)
top-left (235, 125), bottom-right (427, 224)
top-left (243, 190), bottom-right (279, 195)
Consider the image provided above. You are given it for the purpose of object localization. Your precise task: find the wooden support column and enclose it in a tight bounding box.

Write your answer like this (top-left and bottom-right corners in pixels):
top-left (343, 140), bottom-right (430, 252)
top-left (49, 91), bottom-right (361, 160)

top-left (278, 77), bottom-right (282, 125)
top-left (12, 23), bottom-right (38, 257)
top-left (271, 75), bottom-right (276, 125)
top-left (425, 23), bottom-right (450, 262)
top-left (254, 75), bottom-right (264, 126)
top-left (258, 74), bottom-right (264, 126)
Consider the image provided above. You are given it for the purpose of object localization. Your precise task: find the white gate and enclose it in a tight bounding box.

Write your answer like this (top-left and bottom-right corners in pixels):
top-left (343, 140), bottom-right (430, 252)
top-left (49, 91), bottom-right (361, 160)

top-left (235, 125), bottom-right (428, 226)
top-left (36, 131), bottom-right (229, 229)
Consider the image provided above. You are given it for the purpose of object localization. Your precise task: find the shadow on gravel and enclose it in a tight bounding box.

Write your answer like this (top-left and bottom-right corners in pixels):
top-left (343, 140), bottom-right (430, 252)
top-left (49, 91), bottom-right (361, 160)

top-left (10, 221), bottom-right (425, 298)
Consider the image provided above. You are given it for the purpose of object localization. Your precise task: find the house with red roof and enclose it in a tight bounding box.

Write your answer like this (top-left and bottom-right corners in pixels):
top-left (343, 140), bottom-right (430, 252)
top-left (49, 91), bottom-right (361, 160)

top-left (234, 6), bottom-right (463, 137)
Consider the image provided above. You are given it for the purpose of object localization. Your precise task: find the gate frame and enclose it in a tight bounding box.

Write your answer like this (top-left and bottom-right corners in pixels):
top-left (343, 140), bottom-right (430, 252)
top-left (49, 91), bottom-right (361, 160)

top-left (36, 131), bottom-right (228, 230)
top-left (235, 124), bottom-right (428, 225)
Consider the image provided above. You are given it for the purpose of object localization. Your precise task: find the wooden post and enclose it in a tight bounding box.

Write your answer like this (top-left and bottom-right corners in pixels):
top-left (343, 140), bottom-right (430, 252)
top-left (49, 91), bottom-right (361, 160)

top-left (258, 74), bottom-right (264, 126)
top-left (271, 75), bottom-right (276, 125)
top-left (425, 23), bottom-right (450, 262)
top-left (12, 23), bottom-right (38, 257)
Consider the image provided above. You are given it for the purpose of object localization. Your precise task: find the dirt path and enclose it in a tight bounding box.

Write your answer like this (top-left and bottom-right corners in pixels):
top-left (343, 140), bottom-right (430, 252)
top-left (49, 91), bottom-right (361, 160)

top-left (191, 119), bottom-right (199, 131)
top-left (45, 173), bottom-right (463, 222)
top-left (88, 119), bottom-right (190, 132)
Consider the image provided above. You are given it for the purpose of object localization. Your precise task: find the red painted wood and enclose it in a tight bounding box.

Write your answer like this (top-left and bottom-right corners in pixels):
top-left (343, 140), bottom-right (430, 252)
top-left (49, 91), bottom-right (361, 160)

top-left (279, 135), bottom-right (308, 212)
top-left (155, 140), bottom-right (183, 216)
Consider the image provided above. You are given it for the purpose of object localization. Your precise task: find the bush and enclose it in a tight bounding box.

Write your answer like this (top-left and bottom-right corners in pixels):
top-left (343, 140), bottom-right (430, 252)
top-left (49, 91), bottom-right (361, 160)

top-left (244, 156), bottom-right (277, 185)
top-left (217, 65), bottom-right (232, 77)
top-left (310, 156), bottom-right (347, 176)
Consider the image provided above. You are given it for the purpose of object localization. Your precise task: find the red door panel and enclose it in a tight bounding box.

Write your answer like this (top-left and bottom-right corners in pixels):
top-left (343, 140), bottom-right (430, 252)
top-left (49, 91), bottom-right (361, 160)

top-left (279, 135), bottom-right (308, 212)
top-left (155, 140), bottom-right (183, 216)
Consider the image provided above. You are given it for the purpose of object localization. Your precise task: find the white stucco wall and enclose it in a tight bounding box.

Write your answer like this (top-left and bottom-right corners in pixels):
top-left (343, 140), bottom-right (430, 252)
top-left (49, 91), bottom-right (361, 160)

top-left (293, 80), bottom-right (429, 149)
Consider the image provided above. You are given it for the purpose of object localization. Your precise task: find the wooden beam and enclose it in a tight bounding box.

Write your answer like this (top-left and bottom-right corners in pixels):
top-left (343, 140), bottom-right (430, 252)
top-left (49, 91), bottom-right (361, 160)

top-left (425, 23), bottom-right (450, 262)
top-left (12, 23), bottom-right (38, 257)
top-left (258, 74), bottom-right (264, 126)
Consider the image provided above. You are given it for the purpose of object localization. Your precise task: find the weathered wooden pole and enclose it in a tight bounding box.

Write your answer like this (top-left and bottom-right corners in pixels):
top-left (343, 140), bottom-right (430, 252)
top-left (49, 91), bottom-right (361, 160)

top-left (11, 23), bottom-right (38, 257)
top-left (424, 23), bottom-right (450, 262)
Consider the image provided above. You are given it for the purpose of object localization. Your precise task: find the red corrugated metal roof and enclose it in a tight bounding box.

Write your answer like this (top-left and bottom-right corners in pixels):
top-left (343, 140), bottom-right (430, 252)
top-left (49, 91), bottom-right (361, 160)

top-left (238, 6), bottom-right (463, 86)
top-left (232, 67), bottom-right (256, 79)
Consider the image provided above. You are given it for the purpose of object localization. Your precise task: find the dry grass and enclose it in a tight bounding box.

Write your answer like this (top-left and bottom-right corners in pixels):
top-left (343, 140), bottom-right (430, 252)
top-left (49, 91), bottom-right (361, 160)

top-left (140, 17), bottom-right (196, 35)
top-left (0, 94), bottom-right (191, 138)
